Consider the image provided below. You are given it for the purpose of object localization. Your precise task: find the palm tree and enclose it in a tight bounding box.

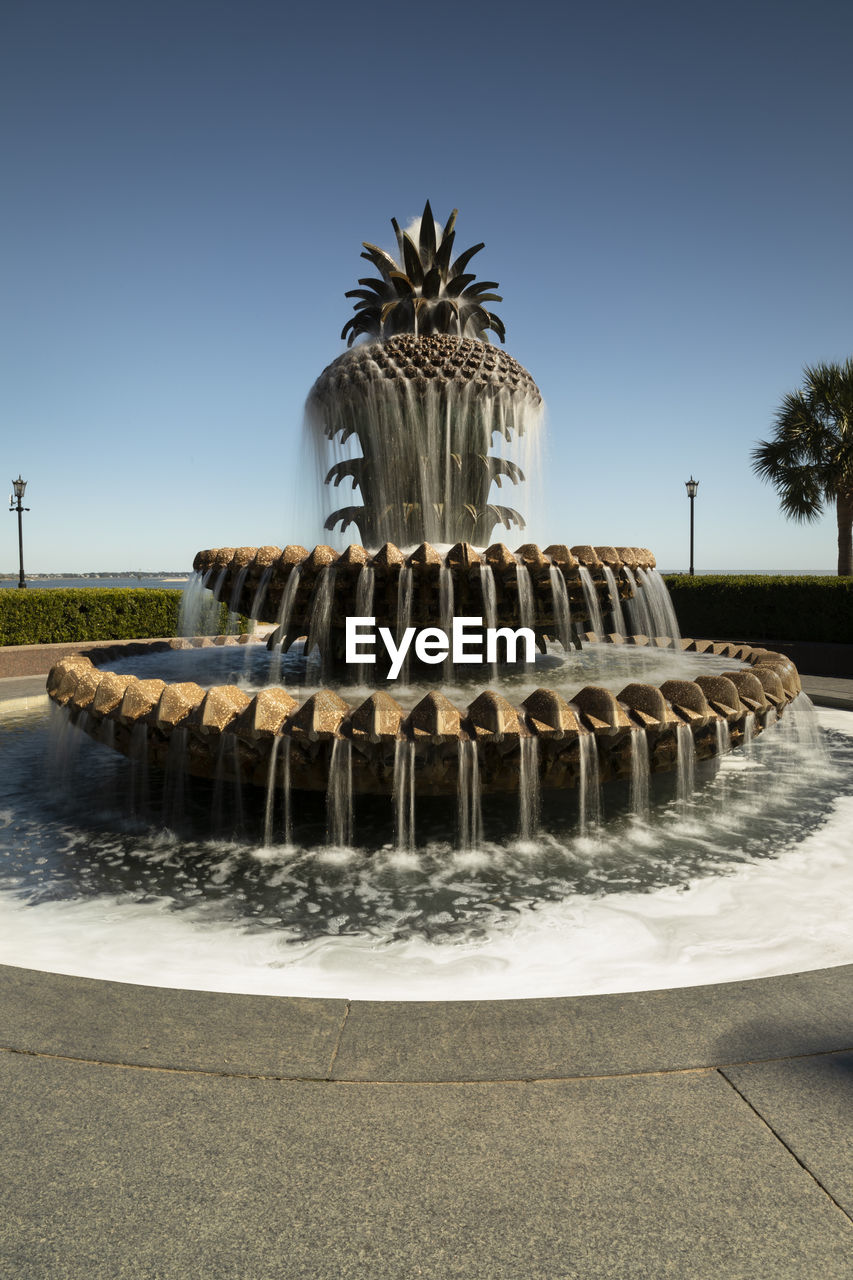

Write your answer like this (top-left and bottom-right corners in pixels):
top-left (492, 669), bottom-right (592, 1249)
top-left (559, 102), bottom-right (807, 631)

top-left (752, 360), bottom-right (853, 576)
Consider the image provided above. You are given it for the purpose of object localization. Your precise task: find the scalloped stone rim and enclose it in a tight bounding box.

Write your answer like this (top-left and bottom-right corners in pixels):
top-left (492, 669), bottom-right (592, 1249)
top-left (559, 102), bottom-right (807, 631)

top-left (45, 634), bottom-right (802, 796)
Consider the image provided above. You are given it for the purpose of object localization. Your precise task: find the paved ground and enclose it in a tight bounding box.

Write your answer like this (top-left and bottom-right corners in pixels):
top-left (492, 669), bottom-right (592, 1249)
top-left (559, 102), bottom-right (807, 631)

top-left (1, 645), bottom-right (852, 1277)
top-left (1, 963), bottom-right (852, 1278)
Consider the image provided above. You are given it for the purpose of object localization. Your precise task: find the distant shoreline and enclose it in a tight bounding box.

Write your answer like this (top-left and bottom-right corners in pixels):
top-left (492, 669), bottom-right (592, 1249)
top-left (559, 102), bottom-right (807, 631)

top-left (1, 568), bottom-right (838, 582)
top-left (0, 573), bottom-right (190, 582)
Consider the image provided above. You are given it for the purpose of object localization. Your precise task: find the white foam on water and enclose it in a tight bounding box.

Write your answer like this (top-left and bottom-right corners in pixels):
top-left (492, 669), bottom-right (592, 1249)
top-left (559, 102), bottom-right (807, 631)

top-left (0, 708), bottom-right (851, 1002)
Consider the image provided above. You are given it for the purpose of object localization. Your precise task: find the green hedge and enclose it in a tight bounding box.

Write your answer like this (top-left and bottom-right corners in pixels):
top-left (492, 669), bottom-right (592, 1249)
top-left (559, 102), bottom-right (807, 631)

top-left (0, 588), bottom-right (234, 646)
top-left (663, 575), bottom-right (853, 644)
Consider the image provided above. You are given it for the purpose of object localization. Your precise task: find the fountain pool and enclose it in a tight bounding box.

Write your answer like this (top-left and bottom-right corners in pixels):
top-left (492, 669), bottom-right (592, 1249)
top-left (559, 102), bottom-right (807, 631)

top-left (1, 689), bottom-right (851, 1001)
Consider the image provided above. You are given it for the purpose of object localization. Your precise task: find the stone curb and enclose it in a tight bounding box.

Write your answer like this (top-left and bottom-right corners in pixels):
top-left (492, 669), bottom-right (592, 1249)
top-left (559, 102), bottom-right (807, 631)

top-left (1, 961), bottom-right (852, 1083)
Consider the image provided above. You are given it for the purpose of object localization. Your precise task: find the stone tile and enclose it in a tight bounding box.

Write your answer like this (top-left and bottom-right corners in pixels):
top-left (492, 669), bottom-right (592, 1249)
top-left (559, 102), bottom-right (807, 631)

top-left (0, 964), bottom-right (346, 1079)
top-left (723, 1052), bottom-right (853, 1219)
top-left (332, 967), bottom-right (853, 1081)
top-left (1, 1053), bottom-right (851, 1280)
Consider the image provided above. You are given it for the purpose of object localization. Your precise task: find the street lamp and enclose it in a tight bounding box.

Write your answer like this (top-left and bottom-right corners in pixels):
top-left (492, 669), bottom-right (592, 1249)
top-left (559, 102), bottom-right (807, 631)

top-left (685, 476), bottom-right (698, 576)
top-left (9, 476), bottom-right (29, 589)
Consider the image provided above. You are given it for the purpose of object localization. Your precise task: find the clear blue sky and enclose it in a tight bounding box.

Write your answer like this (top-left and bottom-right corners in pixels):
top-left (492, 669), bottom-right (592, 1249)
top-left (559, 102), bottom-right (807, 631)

top-left (2, 0), bottom-right (852, 573)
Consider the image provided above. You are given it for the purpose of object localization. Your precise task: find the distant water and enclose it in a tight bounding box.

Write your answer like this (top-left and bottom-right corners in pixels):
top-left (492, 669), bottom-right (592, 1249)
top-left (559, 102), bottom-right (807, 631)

top-left (0, 574), bottom-right (190, 590)
top-left (661, 568), bottom-right (835, 576)
top-left (1, 569), bottom-right (837, 592)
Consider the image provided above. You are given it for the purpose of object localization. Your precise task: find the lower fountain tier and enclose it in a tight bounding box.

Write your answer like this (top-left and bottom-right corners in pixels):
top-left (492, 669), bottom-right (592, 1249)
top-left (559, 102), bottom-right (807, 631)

top-left (192, 541), bottom-right (666, 652)
top-left (47, 638), bottom-right (801, 796)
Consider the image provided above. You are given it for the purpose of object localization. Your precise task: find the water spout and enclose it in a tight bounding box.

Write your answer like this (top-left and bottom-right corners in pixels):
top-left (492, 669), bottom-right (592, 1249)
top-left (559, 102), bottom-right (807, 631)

top-left (393, 738), bottom-right (416, 851)
top-left (268, 565), bottom-right (303, 682)
top-left (518, 734), bottom-right (540, 838)
top-left (675, 723), bottom-right (695, 811)
top-left (578, 733), bottom-right (601, 834)
top-left (440, 564), bottom-right (455, 681)
top-left (355, 565), bottom-right (375, 685)
top-left (629, 727), bottom-right (650, 820)
top-left (307, 566), bottom-right (337, 681)
top-left (622, 566), bottom-right (654, 637)
top-left (326, 737), bottom-right (352, 846)
top-left (396, 565), bottom-right (413, 686)
top-left (602, 566), bottom-right (627, 637)
top-left (457, 739), bottom-right (483, 849)
top-left (577, 566), bottom-right (604, 636)
top-left (479, 563), bottom-right (499, 680)
top-left (637, 568), bottom-right (681, 640)
top-left (263, 736), bottom-right (281, 847)
top-left (549, 565), bottom-right (572, 652)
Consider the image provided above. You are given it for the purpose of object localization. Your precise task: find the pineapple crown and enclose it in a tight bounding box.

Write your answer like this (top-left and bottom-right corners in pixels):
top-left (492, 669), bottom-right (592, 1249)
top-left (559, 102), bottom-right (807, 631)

top-left (341, 201), bottom-right (506, 347)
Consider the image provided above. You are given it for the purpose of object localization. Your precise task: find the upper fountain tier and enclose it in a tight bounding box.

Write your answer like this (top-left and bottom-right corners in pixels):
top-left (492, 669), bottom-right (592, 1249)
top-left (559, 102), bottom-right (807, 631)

top-left (191, 542), bottom-right (672, 669)
top-left (305, 202), bottom-right (542, 548)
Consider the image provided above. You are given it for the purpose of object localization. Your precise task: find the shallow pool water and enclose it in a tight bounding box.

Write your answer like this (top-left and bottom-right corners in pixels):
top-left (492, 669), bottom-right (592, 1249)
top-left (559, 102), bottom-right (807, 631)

top-left (0, 699), bottom-right (850, 1000)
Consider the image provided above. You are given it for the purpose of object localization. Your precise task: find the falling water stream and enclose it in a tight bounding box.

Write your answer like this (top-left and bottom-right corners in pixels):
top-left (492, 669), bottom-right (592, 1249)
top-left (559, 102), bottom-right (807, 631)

top-left (268, 565), bottom-right (303, 679)
top-left (629, 727), bottom-right (650, 820)
top-left (392, 739), bottom-right (416, 851)
top-left (577, 566), bottom-right (604, 636)
top-left (548, 564), bottom-right (572, 652)
top-left (395, 565), bottom-right (414, 686)
top-left (602, 566), bottom-right (628, 636)
top-left (354, 565), bottom-right (375, 685)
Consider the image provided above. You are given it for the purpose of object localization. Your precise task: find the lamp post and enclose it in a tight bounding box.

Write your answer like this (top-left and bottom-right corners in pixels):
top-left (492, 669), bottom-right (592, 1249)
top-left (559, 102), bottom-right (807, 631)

top-left (685, 476), bottom-right (698, 576)
top-left (9, 476), bottom-right (29, 589)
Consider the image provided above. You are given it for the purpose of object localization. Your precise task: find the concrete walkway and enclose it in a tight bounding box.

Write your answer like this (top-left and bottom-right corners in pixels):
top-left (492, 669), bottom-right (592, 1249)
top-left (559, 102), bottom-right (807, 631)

top-left (1, 963), bottom-right (852, 1278)
top-left (1, 651), bottom-right (852, 1277)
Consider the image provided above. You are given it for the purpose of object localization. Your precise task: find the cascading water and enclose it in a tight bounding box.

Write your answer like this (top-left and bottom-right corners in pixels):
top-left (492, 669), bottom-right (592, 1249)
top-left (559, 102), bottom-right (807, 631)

top-left (622, 566), bottom-right (654, 637)
top-left (226, 565), bottom-right (250, 635)
top-left (457, 738), bottom-right (483, 849)
top-left (326, 736), bottom-right (352, 846)
top-left (518, 733), bottom-right (540, 838)
top-left (577, 565), bottom-right (604, 636)
top-left (395, 565), bottom-right (414, 686)
top-left (548, 563), bottom-right (572, 652)
top-left (515, 561), bottom-right (535, 629)
top-left (577, 732), bottom-right (601, 834)
top-left (128, 720), bottom-right (150, 820)
top-left (281, 736), bottom-right (293, 845)
top-left (261, 734), bottom-right (296, 849)
top-left (263, 736), bottom-right (281, 847)
top-left (675, 723), bottom-right (695, 811)
top-left (393, 738), bottom-right (416, 851)
top-left (162, 727), bottom-right (188, 828)
top-left (637, 568), bottom-right (681, 641)
top-left (715, 719), bottom-right (731, 755)
top-left (308, 365), bottom-right (543, 548)
top-left (354, 565), bottom-right (375, 685)
top-left (268, 564), bottom-right (302, 679)
top-left (306, 565), bottom-right (336, 681)
top-left (439, 564), bottom-right (454, 680)
top-left (602, 565), bottom-right (627, 637)
top-left (250, 564), bottom-right (274, 624)
top-left (629, 726), bottom-right (650, 820)
top-left (178, 570), bottom-right (222, 636)
top-left (479, 562), bottom-right (499, 679)
top-left (515, 560), bottom-right (535, 670)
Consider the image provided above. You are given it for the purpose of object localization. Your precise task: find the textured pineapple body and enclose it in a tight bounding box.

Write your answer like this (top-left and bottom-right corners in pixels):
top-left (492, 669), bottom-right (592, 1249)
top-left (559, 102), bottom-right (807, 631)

top-left (308, 335), bottom-right (542, 547)
top-left (313, 334), bottom-right (541, 402)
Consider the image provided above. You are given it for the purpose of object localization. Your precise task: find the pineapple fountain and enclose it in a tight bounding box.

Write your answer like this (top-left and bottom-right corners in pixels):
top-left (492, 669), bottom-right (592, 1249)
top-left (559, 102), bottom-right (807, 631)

top-left (47, 203), bottom-right (804, 845)
top-left (11, 202), bottom-right (851, 1002)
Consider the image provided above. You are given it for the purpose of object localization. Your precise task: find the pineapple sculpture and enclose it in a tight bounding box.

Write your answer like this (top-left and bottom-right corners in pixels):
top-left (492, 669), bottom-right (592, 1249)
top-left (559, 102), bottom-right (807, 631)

top-left (307, 202), bottom-right (542, 547)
